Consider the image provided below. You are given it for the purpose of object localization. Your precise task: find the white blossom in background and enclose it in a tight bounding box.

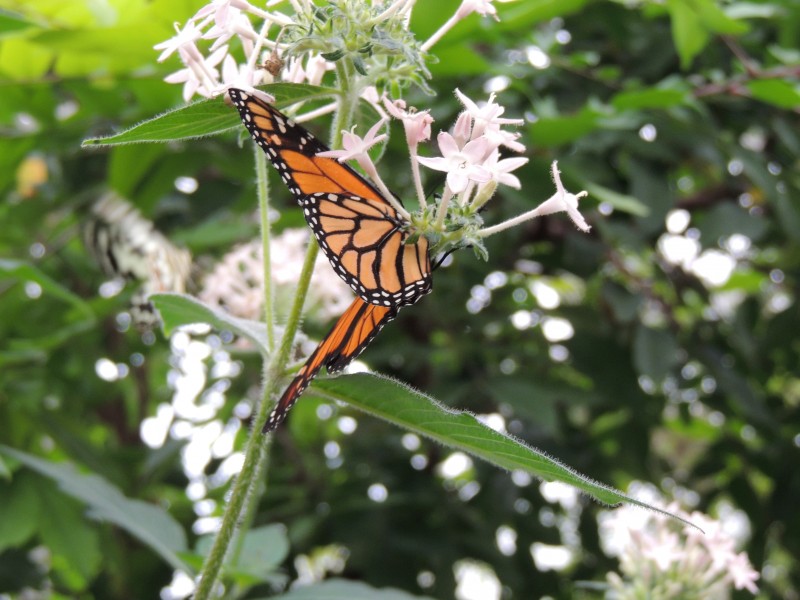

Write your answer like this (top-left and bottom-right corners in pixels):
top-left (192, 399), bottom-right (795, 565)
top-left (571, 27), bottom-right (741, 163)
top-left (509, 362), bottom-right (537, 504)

top-left (598, 485), bottom-right (759, 598)
top-left (199, 229), bottom-right (353, 323)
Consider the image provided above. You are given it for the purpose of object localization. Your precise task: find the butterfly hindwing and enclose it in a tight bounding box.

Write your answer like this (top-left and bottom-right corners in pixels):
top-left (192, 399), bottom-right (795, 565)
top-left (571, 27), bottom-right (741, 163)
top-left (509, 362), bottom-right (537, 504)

top-left (302, 192), bottom-right (431, 307)
top-left (263, 297), bottom-right (397, 432)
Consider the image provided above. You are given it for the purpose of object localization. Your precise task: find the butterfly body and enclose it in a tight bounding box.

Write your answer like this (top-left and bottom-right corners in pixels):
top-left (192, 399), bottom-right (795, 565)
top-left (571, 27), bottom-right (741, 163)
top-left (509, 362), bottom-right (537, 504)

top-left (229, 88), bottom-right (432, 431)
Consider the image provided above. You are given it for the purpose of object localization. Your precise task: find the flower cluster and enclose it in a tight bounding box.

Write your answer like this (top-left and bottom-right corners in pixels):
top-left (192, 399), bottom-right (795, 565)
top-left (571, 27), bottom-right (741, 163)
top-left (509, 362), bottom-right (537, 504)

top-left (154, 0), bottom-right (502, 102)
top-left (199, 229), bottom-right (353, 323)
top-left (320, 88), bottom-right (589, 259)
top-left (599, 489), bottom-right (760, 598)
top-left (156, 0), bottom-right (591, 272)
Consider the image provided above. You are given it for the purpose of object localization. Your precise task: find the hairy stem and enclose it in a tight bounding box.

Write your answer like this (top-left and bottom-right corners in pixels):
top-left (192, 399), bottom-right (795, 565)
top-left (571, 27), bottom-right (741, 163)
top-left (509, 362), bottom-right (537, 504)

top-left (194, 58), bottom-right (363, 598)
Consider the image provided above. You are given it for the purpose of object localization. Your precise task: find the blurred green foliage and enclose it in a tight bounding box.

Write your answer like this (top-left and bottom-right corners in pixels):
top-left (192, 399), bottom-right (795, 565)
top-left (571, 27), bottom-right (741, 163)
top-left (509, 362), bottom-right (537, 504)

top-left (1, 0), bottom-right (799, 598)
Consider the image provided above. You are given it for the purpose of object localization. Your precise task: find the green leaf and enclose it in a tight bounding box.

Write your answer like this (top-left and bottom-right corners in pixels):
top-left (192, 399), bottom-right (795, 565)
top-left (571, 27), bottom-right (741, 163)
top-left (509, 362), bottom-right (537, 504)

top-left (0, 37), bottom-right (53, 79)
top-left (496, 0), bottom-right (588, 29)
top-left (746, 79), bottom-right (800, 110)
top-left (0, 259), bottom-right (94, 319)
top-left (0, 9), bottom-right (38, 36)
top-left (39, 484), bottom-right (102, 587)
top-left (584, 182), bottom-right (650, 217)
top-left (719, 269), bottom-right (766, 293)
top-left (694, 0), bottom-right (750, 34)
top-left (150, 293), bottom-right (270, 354)
top-left (633, 325), bottom-right (680, 383)
top-left (81, 96), bottom-right (240, 146)
top-left (268, 579), bottom-right (437, 600)
top-left (668, 0), bottom-right (710, 69)
top-left (233, 525), bottom-right (290, 579)
top-left (695, 202), bottom-right (769, 245)
top-left (0, 472), bottom-right (40, 551)
top-left (193, 525), bottom-right (289, 586)
top-left (602, 282), bottom-right (643, 323)
top-left (611, 87), bottom-right (690, 111)
top-left (0, 446), bottom-right (191, 573)
top-left (667, 0), bottom-right (748, 68)
top-left (427, 44), bottom-right (490, 77)
top-left (82, 83), bottom-right (340, 146)
top-left (529, 106), bottom-right (602, 147)
top-left (310, 374), bottom-right (693, 521)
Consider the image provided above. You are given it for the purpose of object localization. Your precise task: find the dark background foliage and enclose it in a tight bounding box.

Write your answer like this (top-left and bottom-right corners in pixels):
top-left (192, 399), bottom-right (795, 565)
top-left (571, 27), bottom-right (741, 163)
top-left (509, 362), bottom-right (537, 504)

top-left (1, 0), bottom-right (798, 598)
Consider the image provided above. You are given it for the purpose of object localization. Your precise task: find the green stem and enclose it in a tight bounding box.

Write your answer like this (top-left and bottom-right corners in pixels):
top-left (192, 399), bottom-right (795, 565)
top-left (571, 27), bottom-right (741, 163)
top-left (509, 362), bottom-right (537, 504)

top-left (192, 362), bottom-right (274, 600)
top-left (194, 243), bottom-right (320, 600)
top-left (226, 147), bottom-right (276, 575)
top-left (256, 144), bottom-right (276, 351)
top-left (331, 60), bottom-right (357, 147)
top-left (194, 58), bottom-right (363, 600)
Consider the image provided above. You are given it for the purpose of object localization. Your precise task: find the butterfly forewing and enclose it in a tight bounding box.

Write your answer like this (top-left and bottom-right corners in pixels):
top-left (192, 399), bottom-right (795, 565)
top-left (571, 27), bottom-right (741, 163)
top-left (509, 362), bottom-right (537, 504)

top-left (229, 88), bottom-right (432, 309)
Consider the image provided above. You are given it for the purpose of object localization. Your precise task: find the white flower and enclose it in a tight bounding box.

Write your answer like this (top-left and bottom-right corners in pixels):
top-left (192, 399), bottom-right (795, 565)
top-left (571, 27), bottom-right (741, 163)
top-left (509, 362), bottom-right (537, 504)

top-left (154, 21), bottom-right (204, 63)
top-left (200, 230), bottom-right (352, 323)
top-left (317, 119), bottom-right (388, 165)
top-left (482, 149), bottom-right (528, 189)
top-left (455, 0), bottom-right (499, 20)
top-left (215, 55), bottom-right (265, 96)
top-left (455, 88), bottom-right (523, 139)
top-left (417, 132), bottom-right (492, 193)
top-left (529, 162), bottom-right (591, 231)
top-left (598, 483), bottom-right (760, 598)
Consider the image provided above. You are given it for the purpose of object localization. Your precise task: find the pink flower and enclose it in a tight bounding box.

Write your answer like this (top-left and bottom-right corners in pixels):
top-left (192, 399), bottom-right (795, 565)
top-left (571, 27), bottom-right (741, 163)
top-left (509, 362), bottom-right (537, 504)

top-left (384, 98), bottom-right (434, 151)
top-left (530, 162), bottom-right (591, 231)
top-left (164, 44), bottom-right (228, 101)
top-left (483, 126), bottom-right (526, 153)
top-left (482, 149), bottom-right (528, 189)
top-left (455, 0), bottom-right (499, 20)
top-left (203, 10), bottom-right (257, 53)
top-left (317, 119), bottom-right (388, 172)
top-left (154, 21), bottom-right (204, 62)
top-left (455, 88), bottom-right (523, 139)
top-left (729, 551), bottom-right (760, 593)
top-left (417, 132), bottom-right (492, 193)
top-left (452, 111), bottom-right (473, 147)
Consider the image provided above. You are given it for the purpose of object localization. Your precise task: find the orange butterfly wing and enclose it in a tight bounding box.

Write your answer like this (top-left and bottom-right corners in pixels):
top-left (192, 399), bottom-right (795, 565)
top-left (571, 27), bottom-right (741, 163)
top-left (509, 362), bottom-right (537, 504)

top-left (228, 88), bottom-right (432, 308)
top-left (263, 297), bottom-right (396, 432)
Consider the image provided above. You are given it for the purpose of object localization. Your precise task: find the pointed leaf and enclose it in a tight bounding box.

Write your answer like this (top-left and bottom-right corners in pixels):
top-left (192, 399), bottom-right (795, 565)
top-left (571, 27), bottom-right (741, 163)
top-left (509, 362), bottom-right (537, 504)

top-left (268, 579), bottom-right (437, 600)
top-left (150, 293), bottom-right (270, 354)
top-left (82, 83), bottom-right (340, 146)
top-left (747, 79), bottom-right (800, 110)
top-left (309, 374), bottom-right (695, 525)
top-left (0, 446), bottom-right (191, 572)
top-left (233, 525), bottom-right (290, 579)
top-left (0, 259), bottom-right (93, 318)
top-left (584, 183), bottom-right (650, 217)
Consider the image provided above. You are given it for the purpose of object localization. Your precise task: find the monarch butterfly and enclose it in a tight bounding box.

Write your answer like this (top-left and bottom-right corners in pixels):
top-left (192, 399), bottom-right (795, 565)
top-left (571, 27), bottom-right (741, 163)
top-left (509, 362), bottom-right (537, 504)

top-left (228, 88), bottom-right (432, 431)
